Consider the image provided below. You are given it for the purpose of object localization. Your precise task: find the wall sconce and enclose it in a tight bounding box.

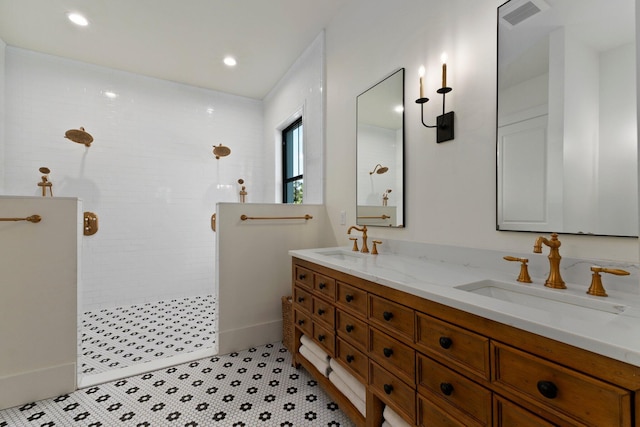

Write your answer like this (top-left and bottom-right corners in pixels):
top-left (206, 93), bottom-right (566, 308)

top-left (415, 53), bottom-right (454, 143)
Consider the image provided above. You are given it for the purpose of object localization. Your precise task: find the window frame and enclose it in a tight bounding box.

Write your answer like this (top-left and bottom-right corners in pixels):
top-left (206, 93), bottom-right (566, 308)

top-left (282, 117), bottom-right (304, 204)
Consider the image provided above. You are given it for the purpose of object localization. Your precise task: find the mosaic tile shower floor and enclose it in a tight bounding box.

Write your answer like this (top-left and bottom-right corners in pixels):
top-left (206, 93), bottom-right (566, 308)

top-left (0, 342), bottom-right (355, 426)
top-left (80, 295), bottom-right (217, 376)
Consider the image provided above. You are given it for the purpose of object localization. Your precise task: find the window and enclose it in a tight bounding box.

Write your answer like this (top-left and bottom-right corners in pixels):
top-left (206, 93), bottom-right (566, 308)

top-left (282, 118), bottom-right (303, 203)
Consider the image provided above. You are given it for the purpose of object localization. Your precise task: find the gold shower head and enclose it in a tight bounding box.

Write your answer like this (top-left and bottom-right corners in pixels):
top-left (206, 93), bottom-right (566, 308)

top-left (213, 144), bottom-right (231, 159)
top-left (39, 167), bottom-right (50, 174)
top-left (369, 164), bottom-right (389, 175)
top-left (65, 127), bottom-right (93, 147)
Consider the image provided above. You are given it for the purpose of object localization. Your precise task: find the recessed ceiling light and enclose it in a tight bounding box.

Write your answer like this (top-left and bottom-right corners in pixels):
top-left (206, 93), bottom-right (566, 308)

top-left (67, 12), bottom-right (89, 27)
top-left (223, 56), bottom-right (237, 67)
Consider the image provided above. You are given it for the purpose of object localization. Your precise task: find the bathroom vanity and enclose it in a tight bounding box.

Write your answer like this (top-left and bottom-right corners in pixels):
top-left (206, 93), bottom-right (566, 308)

top-left (289, 245), bottom-right (640, 426)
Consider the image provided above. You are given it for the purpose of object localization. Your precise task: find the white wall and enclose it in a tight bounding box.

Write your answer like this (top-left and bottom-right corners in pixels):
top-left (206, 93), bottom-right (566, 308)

top-left (357, 124), bottom-right (397, 206)
top-left (216, 203), bottom-right (328, 354)
top-left (0, 196), bottom-right (79, 410)
top-left (263, 32), bottom-right (325, 204)
top-left (3, 48), bottom-right (265, 310)
top-left (323, 0), bottom-right (638, 262)
top-left (0, 38), bottom-right (5, 192)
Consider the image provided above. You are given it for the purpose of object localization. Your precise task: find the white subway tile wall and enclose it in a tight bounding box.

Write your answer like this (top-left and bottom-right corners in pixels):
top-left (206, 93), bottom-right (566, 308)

top-left (4, 47), bottom-right (267, 310)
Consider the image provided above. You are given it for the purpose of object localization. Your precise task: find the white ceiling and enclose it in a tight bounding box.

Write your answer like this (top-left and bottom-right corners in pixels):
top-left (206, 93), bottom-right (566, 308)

top-left (0, 0), bottom-right (348, 99)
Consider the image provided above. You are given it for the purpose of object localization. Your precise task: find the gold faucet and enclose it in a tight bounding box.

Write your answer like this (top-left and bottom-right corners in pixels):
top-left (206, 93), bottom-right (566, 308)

top-left (347, 225), bottom-right (369, 253)
top-left (533, 233), bottom-right (565, 289)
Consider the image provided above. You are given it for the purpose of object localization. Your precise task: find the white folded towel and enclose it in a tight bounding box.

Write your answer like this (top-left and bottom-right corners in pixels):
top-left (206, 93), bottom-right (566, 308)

top-left (299, 344), bottom-right (330, 377)
top-left (300, 334), bottom-right (330, 362)
top-left (329, 371), bottom-right (366, 416)
top-left (329, 358), bottom-right (366, 402)
top-left (383, 405), bottom-right (412, 427)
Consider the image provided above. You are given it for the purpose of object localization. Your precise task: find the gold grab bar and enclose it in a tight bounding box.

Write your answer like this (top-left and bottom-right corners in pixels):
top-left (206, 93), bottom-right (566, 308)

top-left (357, 215), bottom-right (390, 219)
top-left (240, 214), bottom-right (313, 221)
top-left (0, 215), bottom-right (42, 223)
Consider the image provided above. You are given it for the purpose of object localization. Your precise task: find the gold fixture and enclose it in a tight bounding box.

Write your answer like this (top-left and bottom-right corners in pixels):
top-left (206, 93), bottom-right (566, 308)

top-left (533, 233), bottom-right (565, 289)
top-left (369, 164), bottom-right (389, 175)
top-left (84, 212), bottom-right (98, 236)
top-left (587, 266), bottom-right (630, 297)
top-left (240, 214), bottom-right (313, 221)
top-left (0, 215), bottom-right (41, 223)
top-left (238, 179), bottom-right (247, 203)
top-left (349, 237), bottom-right (359, 252)
top-left (372, 240), bottom-right (382, 255)
top-left (212, 144), bottom-right (231, 159)
top-left (211, 213), bottom-right (216, 232)
top-left (37, 167), bottom-right (53, 197)
top-left (357, 215), bottom-right (391, 220)
top-left (347, 225), bottom-right (368, 253)
top-left (503, 256), bottom-right (532, 283)
top-left (65, 127), bottom-right (93, 147)
top-left (382, 189), bottom-right (392, 206)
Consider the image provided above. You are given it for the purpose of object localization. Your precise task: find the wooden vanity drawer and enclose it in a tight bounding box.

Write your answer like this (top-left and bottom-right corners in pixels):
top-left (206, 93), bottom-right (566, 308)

top-left (294, 309), bottom-right (312, 336)
top-left (369, 326), bottom-right (415, 386)
top-left (492, 342), bottom-right (632, 426)
top-left (295, 265), bottom-right (314, 289)
top-left (493, 395), bottom-right (555, 427)
top-left (416, 312), bottom-right (490, 380)
top-left (418, 394), bottom-right (478, 427)
top-left (368, 294), bottom-right (414, 342)
top-left (369, 360), bottom-right (416, 424)
top-left (336, 310), bottom-right (368, 352)
top-left (335, 337), bottom-right (368, 383)
top-left (312, 297), bottom-right (335, 329)
top-left (293, 286), bottom-right (312, 313)
top-left (314, 273), bottom-right (336, 301)
top-left (417, 353), bottom-right (491, 426)
top-left (336, 281), bottom-right (367, 318)
top-left (312, 322), bottom-right (335, 357)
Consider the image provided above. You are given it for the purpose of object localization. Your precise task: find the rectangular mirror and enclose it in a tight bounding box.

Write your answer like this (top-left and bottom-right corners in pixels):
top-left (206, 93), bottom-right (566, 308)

top-left (357, 68), bottom-right (405, 227)
top-left (497, 0), bottom-right (637, 237)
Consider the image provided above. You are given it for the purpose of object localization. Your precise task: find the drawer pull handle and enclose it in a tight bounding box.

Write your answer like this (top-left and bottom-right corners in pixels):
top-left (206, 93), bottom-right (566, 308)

top-left (345, 294), bottom-right (354, 302)
top-left (317, 309), bottom-right (325, 315)
top-left (318, 334), bottom-right (325, 342)
top-left (297, 320), bottom-right (305, 325)
top-left (383, 347), bottom-right (393, 358)
top-left (297, 297), bottom-right (304, 303)
top-left (382, 311), bottom-right (394, 321)
top-left (440, 382), bottom-right (454, 396)
top-left (319, 283), bottom-right (326, 289)
top-left (439, 337), bottom-right (453, 349)
top-left (346, 355), bottom-right (354, 363)
top-left (345, 324), bottom-right (354, 333)
top-left (537, 381), bottom-right (558, 399)
top-left (383, 384), bottom-right (393, 395)
top-left (299, 274), bottom-right (306, 280)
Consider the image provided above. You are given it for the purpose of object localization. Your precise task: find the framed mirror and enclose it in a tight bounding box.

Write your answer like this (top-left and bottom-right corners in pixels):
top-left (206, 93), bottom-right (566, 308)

top-left (356, 68), bottom-right (405, 227)
top-left (497, 0), bottom-right (637, 237)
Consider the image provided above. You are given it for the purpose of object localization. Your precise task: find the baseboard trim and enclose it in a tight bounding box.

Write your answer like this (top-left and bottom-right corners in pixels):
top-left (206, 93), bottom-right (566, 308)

top-left (0, 363), bottom-right (76, 410)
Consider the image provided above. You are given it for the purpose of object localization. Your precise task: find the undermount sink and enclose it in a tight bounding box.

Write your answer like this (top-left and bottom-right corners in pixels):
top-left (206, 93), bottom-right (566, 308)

top-left (455, 280), bottom-right (627, 320)
top-left (315, 249), bottom-right (366, 262)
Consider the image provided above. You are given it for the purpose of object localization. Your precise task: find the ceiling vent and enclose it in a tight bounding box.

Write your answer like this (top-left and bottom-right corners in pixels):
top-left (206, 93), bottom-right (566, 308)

top-left (500, 0), bottom-right (550, 28)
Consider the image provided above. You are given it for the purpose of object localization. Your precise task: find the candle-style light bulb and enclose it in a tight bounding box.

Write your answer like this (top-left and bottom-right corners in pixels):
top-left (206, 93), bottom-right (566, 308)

top-left (419, 65), bottom-right (425, 98)
top-left (441, 52), bottom-right (448, 88)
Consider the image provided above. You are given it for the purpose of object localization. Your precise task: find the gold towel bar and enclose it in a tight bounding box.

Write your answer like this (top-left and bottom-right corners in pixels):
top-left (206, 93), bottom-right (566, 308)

top-left (356, 215), bottom-right (390, 219)
top-left (240, 214), bottom-right (313, 221)
top-left (0, 215), bottom-right (42, 223)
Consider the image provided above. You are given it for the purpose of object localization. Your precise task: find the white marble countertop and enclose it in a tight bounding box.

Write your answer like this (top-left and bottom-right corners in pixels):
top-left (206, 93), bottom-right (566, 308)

top-left (289, 245), bottom-right (640, 368)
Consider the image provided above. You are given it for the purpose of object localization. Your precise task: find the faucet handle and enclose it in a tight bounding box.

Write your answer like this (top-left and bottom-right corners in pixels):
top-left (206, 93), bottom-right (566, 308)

top-left (349, 237), bottom-right (359, 252)
top-left (372, 240), bottom-right (382, 255)
top-left (503, 256), bottom-right (532, 283)
top-left (587, 266), bottom-right (630, 297)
